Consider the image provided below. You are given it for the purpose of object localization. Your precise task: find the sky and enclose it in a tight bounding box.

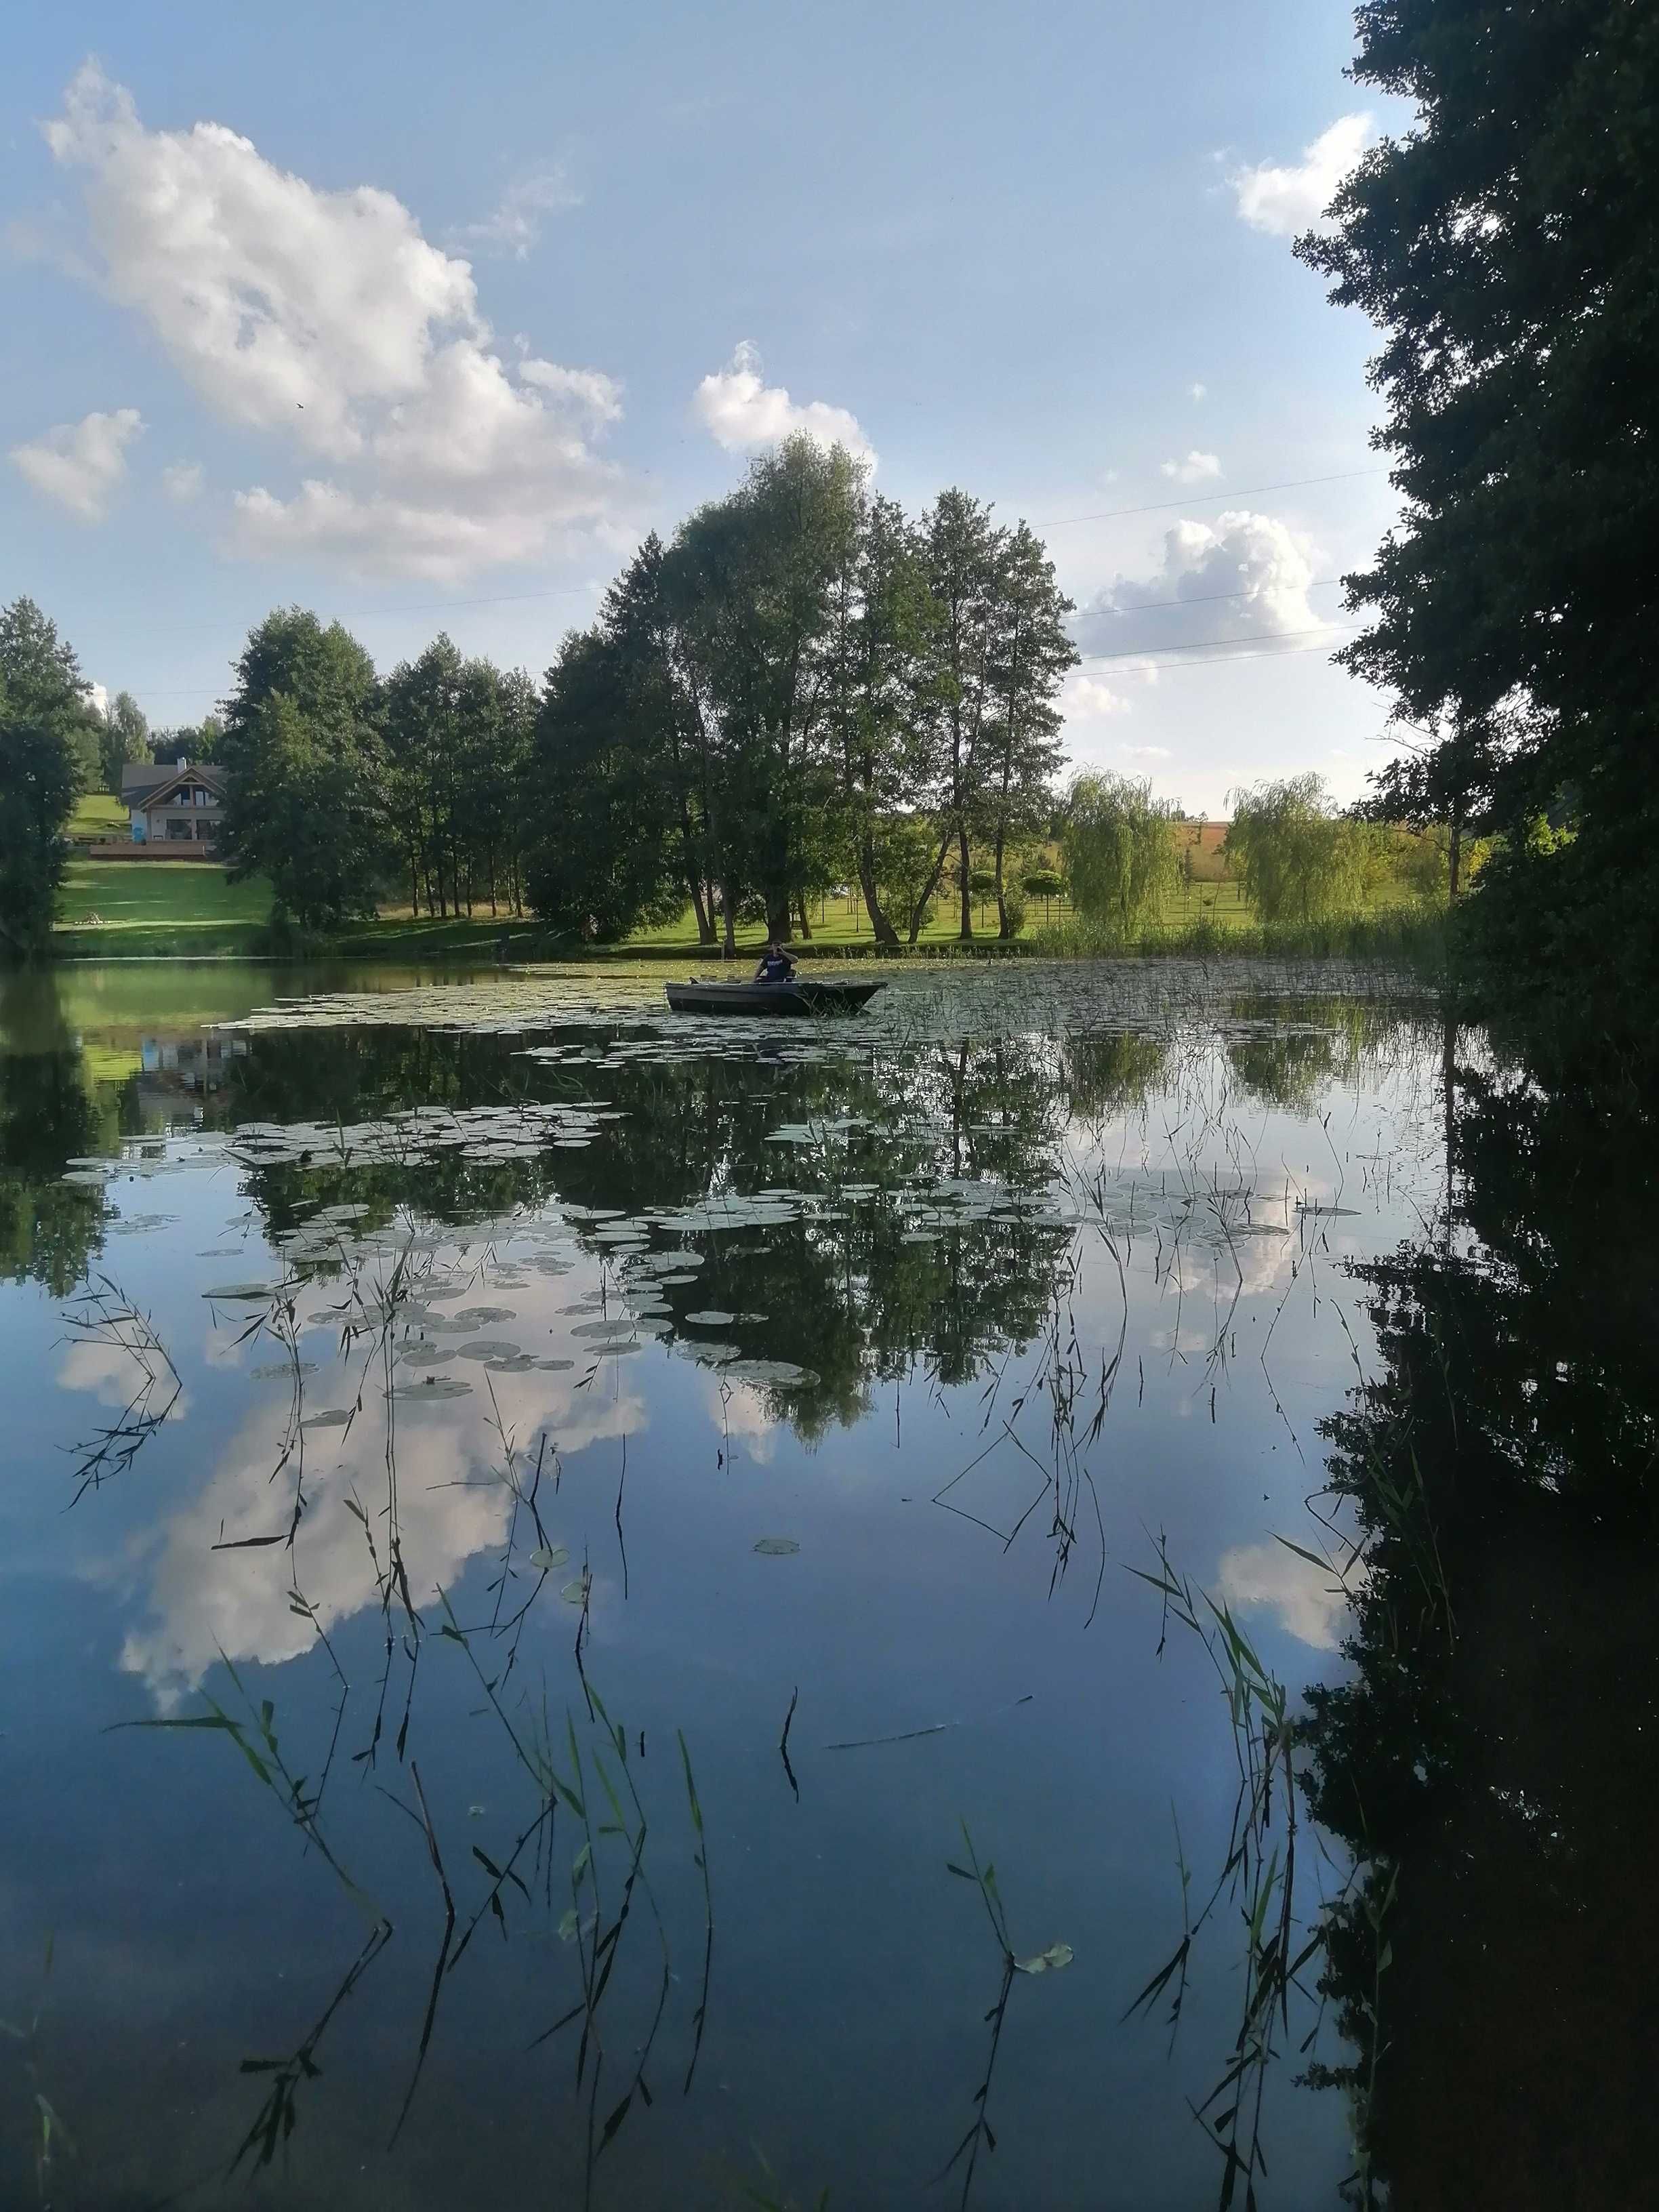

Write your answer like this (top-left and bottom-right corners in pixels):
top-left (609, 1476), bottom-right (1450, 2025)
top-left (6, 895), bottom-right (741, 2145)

top-left (1, 0), bottom-right (1411, 818)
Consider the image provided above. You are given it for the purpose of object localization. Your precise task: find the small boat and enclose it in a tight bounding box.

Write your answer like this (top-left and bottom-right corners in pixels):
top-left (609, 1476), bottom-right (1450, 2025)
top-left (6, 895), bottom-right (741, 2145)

top-left (665, 976), bottom-right (885, 1018)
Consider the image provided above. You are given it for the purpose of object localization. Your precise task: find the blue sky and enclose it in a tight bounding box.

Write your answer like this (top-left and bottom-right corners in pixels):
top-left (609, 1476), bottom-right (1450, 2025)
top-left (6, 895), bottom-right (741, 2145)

top-left (2, 0), bottom-right (1408, 815)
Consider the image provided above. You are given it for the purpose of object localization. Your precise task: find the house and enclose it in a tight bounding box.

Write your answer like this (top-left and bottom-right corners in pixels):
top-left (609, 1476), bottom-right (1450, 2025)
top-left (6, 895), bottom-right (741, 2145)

top-left (119, 759), bottom-right (229, 851)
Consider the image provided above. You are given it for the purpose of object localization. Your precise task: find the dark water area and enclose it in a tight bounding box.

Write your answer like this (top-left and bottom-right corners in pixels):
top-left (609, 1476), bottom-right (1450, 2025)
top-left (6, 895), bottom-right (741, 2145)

top-left (0, 959), bottom-right (1651, 2211)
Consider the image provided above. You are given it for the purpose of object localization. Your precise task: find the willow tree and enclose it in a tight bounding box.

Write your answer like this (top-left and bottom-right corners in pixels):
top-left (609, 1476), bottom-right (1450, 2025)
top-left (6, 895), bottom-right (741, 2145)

top-left (1225, 773), bottom-right (1354, 926)
top-left (1062, 771), bottom-right (1179, 941)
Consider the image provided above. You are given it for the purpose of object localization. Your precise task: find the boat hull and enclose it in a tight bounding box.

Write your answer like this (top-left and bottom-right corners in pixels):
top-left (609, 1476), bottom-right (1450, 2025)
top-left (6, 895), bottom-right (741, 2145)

top-left (664, 978), bottom-right (884, 1018)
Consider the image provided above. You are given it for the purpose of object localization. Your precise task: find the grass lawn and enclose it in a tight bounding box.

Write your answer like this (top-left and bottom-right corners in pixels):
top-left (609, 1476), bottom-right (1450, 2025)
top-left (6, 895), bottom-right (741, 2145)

top-left (69, 792), bottom-right (128, 839)
top-left (54, 859), bottom-right (274, 957)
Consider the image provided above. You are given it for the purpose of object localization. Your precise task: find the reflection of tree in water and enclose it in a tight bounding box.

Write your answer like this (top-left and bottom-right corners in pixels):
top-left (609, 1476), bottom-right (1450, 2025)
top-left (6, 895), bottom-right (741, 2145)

top-left (226, 1024), bottom-right (1078, 1437)
top-left (1223, 994), bottom-right (1433, 1114)
top-left (0, 972), bottom-right (109, 1292)
top-left (1300, 1050), bottom-right (1659, 2207)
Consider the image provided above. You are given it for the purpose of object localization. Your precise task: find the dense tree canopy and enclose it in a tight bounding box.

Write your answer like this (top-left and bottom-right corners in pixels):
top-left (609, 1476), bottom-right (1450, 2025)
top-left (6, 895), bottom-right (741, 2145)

top-left (0, 596), bottom-right (96, 959)
top-left (522, 439), bottom-right (1076, 947)
top-left (218, 607), bottom-right (389, 928)
top-left (1301, 0), bottom-right (1659, 1021)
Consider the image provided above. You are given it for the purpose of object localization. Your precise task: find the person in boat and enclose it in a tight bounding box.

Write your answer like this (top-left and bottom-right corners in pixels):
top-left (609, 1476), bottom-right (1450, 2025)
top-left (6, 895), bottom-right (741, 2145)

top-left (754, 939), bottom-right (797, 984)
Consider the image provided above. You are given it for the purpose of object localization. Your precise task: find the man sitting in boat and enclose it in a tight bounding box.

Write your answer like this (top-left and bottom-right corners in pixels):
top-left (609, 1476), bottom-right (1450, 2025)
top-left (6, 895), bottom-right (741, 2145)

top-left (754, 939), bottom-right (797, 983)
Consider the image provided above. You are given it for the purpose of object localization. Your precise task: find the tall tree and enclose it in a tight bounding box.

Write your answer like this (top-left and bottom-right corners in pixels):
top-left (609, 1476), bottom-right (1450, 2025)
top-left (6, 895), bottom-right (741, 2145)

top-left (99, 689), bottom-right (150, 794)
top-left (825, 491), bottom-right (941, 946)
top-left (0, 598), bottom-right (96, 959)
top-left (218, 607), bottom-right (388, 928)
top-left (920, 491), bottom-right (1004, 941)
top-left (983, 523), bottom-right (1076, 938)
top-left (667, 436), bottom-right (864, 941)
top-left (1298, 0), bottom-right (1659, 1021)
top-left (526, 625), bottom-right (684, 940)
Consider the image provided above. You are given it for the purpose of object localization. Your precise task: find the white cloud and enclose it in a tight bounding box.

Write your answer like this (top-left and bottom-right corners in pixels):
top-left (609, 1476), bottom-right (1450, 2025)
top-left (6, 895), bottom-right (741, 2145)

top-left (1231, 114), bottom-right (1372, 238)
top-left (1160, 449), bottom-right (1221, 485)
top-left (1082, 508), bottom-right (1325, 655)
top-left (161, 459), bottom-right (203, 503)
top-left (1120, 742), bottom-right (1171, 760)
top-left (41, 64), bottom-right (630, 580)
top-left (451, 165), bottom-right (581, 259)
top-left (1187, 382), bottom-right (1207, 402)
top-left (693, 340), bottom-right (876, 467)
top-left (1216, 1540), bottom-right (1360, 1652)
top-left (9, 405), bottom-right (142, 520)
top-left (1063, 674), bottom-right (1132, 720)
top-left (87, 680), bottom-right (110, 716)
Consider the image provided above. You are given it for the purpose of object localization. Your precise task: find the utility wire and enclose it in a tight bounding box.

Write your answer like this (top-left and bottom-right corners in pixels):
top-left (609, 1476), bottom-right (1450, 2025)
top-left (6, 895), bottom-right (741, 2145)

top-left (1036, 467), bottom-right (1391, 529)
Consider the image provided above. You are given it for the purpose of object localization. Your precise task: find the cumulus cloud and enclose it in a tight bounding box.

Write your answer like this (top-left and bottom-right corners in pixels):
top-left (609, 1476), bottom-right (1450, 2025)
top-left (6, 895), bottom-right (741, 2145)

top-left (1187, 382), bottom-right (1207, 402)
top-left (1063, 674), bottom-right (1132, 720)
top-left (161, 459), bottom-right (203, 502)
top-left (1216, 1540), bottom-right (1359, 1652)
top-left (1160, 449), bottom-right (1221, 485)
top-left (451, 164), bottom-right (581, 258)
top-left (1231, 114), bottom-right (1372, 238)
top-left (693, 340), bottom-right (876, 467)
top-left (1120, 742), bottom-right (1172, 760)
top-left (41, 64), bottom-right (629, 579)
top-left (1081, 508), bottom-right (1325, 657)
top-left (9, 405), bottom-right (142, 520)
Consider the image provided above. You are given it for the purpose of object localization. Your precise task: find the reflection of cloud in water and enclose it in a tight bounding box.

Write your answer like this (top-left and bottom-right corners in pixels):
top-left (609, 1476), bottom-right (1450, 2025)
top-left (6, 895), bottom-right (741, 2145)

top-left (1216, 1540), bottom-right (1359, 1652)
top-left (701, 1372), bottom-right (777, 1463)
top-left (111, 1372), bottom-right (644, 1709)
top-left (58, 1338), bottom-right (189, 1420)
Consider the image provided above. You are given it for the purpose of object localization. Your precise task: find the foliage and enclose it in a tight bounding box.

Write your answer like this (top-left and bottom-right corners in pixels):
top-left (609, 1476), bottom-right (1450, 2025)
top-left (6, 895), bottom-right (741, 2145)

top-left (1225, 773), bottom-right (1356, 926)
top-left (99, 689), bottom-right (150, 794)
top-left (523, 445), bottom-right (1073, 951)
top-left (1061, 771), bottom-right (1179, 940)
top-left (0, 597), bottom-right (97, 958)
top-left (1298, 0), bottom-right (1659, 1025)
top-left (218, 608), bottom-right (390, 928)
top-left (384, 636), bottom-right (535, 920)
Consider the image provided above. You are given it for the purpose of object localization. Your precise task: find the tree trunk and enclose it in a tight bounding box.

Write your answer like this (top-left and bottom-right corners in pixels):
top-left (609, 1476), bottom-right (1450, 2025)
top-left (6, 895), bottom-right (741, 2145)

top-left (907, 826), bottom-right (955, 945)
top-left (857, 834), bottom-right (900, 947)
top-left (721, 883), bottom-right (737, 957)
top-left (1448, 805), bottom-right (1462, 904)
top-left (765, 890), bottom-right (793, 943)
top-left (994, 823), bottom-right (1012, 939)
top-left (795, 894), bottom-right (812, 940)
top-left (956, 823), bottom-right (974, 940)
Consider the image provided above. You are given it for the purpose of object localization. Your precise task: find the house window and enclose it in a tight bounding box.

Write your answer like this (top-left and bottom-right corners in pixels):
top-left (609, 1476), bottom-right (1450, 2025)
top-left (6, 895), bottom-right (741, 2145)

top-left (190, 787), bottom-right (216, 807)
top-left (194, 819), bottom-right (216, 840)
top-left (167, 817), bottom-right (192, 840)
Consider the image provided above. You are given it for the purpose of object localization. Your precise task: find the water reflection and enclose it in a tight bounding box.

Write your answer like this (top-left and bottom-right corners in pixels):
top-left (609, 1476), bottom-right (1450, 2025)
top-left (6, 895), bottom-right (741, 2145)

top-left (2, 959), bottom-right (1527, 2209)
top-left (1298, 1045), bottom-right (1659, 2208)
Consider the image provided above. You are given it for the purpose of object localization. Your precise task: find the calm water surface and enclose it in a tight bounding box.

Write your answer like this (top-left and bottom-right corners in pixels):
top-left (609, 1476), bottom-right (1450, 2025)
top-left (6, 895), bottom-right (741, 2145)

top-left (0, 960), bottom-right (1648, 2210)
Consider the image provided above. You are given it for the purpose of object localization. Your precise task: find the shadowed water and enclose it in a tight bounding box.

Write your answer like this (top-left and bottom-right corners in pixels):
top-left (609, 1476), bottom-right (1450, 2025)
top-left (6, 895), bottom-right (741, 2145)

top-left (0, 960), bottom-right (1648, 2210)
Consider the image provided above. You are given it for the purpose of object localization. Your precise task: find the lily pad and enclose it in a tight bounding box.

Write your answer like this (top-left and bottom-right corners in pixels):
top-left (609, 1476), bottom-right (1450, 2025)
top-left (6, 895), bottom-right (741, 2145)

top-left (392, 1377), bottom-right (473, 1401)
top-left (753, 1536), bottom-right (800, 1556)
top-left (300, 1408), bottom-right (352, 1430)
top-left (529, 1544), bottom-right (570, 1572)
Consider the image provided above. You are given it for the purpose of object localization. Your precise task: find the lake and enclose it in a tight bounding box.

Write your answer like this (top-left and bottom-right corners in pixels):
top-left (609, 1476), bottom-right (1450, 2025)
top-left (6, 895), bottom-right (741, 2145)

top-left (1, 958), bottom-right (1649, 2210)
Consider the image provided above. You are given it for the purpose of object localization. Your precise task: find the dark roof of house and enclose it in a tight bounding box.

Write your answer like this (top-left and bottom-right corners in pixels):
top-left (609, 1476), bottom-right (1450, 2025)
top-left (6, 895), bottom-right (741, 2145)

top-left (121, 761), bottom-right (228, 804)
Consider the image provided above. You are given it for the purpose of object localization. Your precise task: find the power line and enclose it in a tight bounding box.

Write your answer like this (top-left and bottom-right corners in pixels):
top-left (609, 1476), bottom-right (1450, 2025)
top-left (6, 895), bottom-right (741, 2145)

top-left (1077, 576), bottom-right (1346, 618)
top-left (1077, 621), bottom-right (1361, 667)
top-left (1076, 637), bottom-right (1359, 678)
top-left (1038, 468), bottom-right (1391, 529)
top-left (131, 619), bottom-right (1363, 701)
